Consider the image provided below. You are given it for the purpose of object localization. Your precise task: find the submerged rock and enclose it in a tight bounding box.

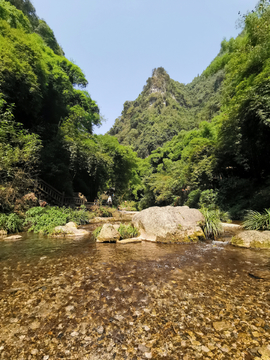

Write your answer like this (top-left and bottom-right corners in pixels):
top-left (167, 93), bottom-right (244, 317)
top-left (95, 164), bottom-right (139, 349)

top-left (132, 206), bottom-right (205, 243)
top-left (117, 238), bottom-right (142, 244)
top-left (231, 230), bottom-right (270, 249)
top-left (3, 235), bottom-right (22, 241)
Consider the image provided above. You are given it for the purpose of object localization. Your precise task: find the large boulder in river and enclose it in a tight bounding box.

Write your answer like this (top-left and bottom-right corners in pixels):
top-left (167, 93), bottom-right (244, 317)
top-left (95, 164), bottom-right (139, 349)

top-left (132, 206), bottom-right (205, 243)
top-left (231, 230), bottom-right (270, 249)
top-left (96, 224), bottom-right (121, 243)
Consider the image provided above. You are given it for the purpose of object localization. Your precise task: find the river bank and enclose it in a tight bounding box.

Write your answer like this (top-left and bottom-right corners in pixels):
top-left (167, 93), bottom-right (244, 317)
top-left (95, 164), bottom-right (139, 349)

top-left (0, 231), bottom-right (270, 359)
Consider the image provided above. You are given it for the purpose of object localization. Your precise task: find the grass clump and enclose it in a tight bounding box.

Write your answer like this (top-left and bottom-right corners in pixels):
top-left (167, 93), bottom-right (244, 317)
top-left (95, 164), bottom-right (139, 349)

top-left (118, 224), bottom-right (139, 239)
top-left (0, 213), bottom-right (24, 233)
top-left (24, 206), bottom-right (89, 235)
top-left (93, 226), bottom-right (102, 239)
top-left (243, 209), bottom-right (270, 230)
top-left (199, 207), bottom-right (223, 239)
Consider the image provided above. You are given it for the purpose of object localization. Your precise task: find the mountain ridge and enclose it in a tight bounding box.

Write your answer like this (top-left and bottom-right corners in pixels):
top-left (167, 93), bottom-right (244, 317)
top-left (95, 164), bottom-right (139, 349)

top-left (108, 66), bottom-right (224, 158)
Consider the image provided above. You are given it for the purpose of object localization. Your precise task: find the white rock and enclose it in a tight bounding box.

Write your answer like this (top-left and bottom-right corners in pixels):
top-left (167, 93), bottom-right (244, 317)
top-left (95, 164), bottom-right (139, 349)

top-left (132, 206), bottom-right (205, 243)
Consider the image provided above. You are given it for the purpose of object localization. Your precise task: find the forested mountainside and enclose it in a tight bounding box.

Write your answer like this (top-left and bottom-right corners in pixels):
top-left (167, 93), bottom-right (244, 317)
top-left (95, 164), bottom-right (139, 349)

top-left (0, 0), bottom-right (138, 210)
top-left (1, 0), bottom-right (270, 219)
top-left (131, 1), bottom-right (270, 216)
top-left (108, 67), bottom-right (224, 158)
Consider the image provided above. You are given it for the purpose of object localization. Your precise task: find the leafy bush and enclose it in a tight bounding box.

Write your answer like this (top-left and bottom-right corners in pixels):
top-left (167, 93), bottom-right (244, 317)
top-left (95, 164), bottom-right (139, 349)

top-left (199, 207), bottom-right (223, 239)
top-left (86, 205), bottom-right (113, 219)
top-left (63, 206), bottom-right (89, 225)
top-left (24, 206), bottom-right (90, 235)
top-left (218, 210), bottom-right (231, 223)
top-left (0, 213), bottom-right (24, 233)
top-left (243, 209), bottom-right (270, 230)
top-left (118, 224), bottom-right (139, 239)
top-left (99, 207), bottom-right (113, 218)
top-left (199, 189), bottom-right (218, 210)
top-left (185, 189), bottom-right (201, 208)
top-left (119, 201), bottom-right (137, 211)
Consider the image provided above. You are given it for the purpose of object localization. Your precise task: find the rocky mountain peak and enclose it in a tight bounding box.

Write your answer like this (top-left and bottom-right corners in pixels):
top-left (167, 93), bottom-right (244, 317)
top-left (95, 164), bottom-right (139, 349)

top-left (143, 67), bottom-right (170, 95)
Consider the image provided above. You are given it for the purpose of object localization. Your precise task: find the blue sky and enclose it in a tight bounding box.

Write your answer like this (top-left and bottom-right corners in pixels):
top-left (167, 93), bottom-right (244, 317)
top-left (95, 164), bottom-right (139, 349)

top-left (32, 0), bottom-right (258, 134)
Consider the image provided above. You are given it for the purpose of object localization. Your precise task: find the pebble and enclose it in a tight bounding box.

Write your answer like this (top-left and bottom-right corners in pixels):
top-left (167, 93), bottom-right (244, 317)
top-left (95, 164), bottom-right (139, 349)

top-left (70, 331), bottom-right (79, 337)
top-left (145, 352), bottom-right (152, 359)
top-left (138, 344), bottom-right (150, 352)
top-left (143, 325), bottom-right (150, 331)
top-left (201, 345), bottom-right (210, 353)
top-left (96, 325), bottom-right (104, 334)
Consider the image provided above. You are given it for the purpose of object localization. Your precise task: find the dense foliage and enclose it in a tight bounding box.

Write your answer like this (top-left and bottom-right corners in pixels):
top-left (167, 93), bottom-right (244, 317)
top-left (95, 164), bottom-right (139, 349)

top-left (24, 206), bottom-right (89, 234)
top-left (0, 212), bottom-right (23, 233)
top-left (0, 0), bottom-right (140, 210)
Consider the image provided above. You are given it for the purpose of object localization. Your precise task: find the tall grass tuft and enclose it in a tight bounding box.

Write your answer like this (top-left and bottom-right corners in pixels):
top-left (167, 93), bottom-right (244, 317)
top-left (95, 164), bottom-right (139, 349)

top-left (93, 226), bottom-right (102, 239)
top-left (200, 207), bottom-right (223, 239)
top-left (243, 209), bottom-right (270, 230)
top-left (118, 224), bottom-right (139, 239)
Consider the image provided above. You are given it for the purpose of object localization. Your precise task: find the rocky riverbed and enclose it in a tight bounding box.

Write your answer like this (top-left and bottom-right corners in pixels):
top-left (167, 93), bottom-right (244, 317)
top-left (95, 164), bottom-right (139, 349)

top-left (0, 232), bottom-right (270, 359)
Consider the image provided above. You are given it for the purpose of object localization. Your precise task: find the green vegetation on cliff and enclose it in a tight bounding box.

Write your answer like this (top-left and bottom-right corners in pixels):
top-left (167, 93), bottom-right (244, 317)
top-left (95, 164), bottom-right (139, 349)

top-left (1, 0), bottom-right (270, 223)
top-left (0, 0), bottom-right (140, 213)
top-left (109, 67), bottom-right (224, 158)
top-left (125, 1), bottom-right (270, 217)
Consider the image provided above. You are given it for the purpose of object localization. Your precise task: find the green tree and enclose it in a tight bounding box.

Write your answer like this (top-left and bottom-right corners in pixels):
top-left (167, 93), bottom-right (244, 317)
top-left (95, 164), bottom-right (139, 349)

top-left (0, 98), bottom-right (42, 211)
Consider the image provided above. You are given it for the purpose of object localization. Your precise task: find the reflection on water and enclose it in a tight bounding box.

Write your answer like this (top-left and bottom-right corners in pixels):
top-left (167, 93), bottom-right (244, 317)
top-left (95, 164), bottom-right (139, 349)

top-left (0, 231), bottom-right (270, 359)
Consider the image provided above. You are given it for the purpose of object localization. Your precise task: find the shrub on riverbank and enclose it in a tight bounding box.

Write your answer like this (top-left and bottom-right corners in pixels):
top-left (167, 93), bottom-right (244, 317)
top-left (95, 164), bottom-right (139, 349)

top-left (24, 206), bottom-right (89, 235)
top-left (0, 213), bottom-right (24, 233)
top-left (119, 201), bottom-right (137, 211)
top-left (89, 205), bottom-right (113, 218)
top-left (243, 209), bottom-right (270, 230)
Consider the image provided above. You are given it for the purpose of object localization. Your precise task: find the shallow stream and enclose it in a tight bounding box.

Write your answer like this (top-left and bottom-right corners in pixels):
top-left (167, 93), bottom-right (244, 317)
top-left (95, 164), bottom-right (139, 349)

top-left (0, 227), bottom-right (270, 359)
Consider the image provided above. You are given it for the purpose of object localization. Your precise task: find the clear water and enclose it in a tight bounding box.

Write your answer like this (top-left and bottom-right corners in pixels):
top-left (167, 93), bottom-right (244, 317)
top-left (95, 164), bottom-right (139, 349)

top-left (0, 227), bottom-right (270, 359)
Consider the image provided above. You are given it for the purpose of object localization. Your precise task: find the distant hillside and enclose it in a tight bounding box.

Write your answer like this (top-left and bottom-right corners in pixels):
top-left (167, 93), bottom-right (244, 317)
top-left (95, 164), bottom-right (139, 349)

top-left (108, 67), bottom-right (224, 158)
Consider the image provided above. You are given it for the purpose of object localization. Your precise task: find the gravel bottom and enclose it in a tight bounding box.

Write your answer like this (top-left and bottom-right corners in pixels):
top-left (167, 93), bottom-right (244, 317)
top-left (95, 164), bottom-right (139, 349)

top-left (0, 240), bottom-right (270, 360)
